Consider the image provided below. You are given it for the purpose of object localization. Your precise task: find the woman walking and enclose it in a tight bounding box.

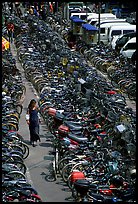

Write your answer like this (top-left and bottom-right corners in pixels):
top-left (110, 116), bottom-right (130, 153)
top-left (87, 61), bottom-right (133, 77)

top-left (26, 99), bottom-right (41, 147)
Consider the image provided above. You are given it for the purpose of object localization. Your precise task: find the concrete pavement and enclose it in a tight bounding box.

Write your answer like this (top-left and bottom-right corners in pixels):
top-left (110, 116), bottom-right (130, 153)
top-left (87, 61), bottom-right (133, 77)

top-left (10, 42), bottom-right (72, 202)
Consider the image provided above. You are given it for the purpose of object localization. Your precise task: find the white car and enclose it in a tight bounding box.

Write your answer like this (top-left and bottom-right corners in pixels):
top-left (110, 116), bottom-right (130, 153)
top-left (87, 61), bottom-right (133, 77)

top-left (120, 37), bottom-right (136, 58)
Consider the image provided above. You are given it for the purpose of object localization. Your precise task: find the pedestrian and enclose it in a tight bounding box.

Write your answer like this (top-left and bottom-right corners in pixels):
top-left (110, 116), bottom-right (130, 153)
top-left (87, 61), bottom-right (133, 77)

top-left (40, 5), bottom-right (46, 20)
top-left (49, 2), bottom-right (54, 13)
top-left (7, 20), bottom-right (14, 43)
top-left (33, 6), bottom-right (39, 16)
top-left (26, 99), bottom-right (41, 147)
top-left (115, 8), bottom-right (121, 18)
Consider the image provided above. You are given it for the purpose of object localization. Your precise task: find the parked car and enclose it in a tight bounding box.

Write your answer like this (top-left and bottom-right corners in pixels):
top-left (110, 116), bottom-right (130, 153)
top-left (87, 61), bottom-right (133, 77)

top-left (115, 31), bottom-right (136, 51)
top-left (120, 37), bottom-right (136, 59)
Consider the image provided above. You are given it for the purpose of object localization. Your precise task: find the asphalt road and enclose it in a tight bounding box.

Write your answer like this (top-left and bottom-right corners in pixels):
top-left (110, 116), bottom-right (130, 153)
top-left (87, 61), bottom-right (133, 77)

top-left (10, 42), bottom-right (73, 202)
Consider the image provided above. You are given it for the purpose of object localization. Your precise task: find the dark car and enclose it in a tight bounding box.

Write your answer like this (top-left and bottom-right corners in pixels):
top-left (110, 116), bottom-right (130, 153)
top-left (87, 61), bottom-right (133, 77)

top-left (115, 31), bottom-right (136, 51)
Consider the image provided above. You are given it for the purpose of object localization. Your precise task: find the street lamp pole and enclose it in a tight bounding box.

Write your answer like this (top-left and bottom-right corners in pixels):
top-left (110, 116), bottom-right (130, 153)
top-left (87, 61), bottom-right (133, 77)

top-left (98, 2), bottom-right (101, 44)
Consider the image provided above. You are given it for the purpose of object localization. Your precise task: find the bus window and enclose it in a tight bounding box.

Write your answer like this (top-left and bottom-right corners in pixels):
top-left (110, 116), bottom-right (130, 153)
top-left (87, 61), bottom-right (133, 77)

top-left (111, 30), bottom-right (121, 36)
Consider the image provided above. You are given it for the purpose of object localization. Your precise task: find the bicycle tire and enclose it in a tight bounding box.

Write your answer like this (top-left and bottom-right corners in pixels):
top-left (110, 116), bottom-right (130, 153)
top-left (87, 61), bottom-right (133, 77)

top-left (12, 161), bottom-right (27, 174)
top-left (45, 174), bottom-right (56, 182)
top-left (58, 154), bottom-right (78, 175)
top-left (6, 113), bottom-right (19, 122)
top-left (11, 149), bottom-right (24, 158)
top-left (2, 154), bottom-right (15, 163)
top-left (2, 123), bottom-right (17, 131)
top-left (61, 162), bottom-right (77, 183)
top-left (6, 135), bottom-right (21, 142)
top-left (67, 174), bottom-right (75, 190)
top-left (10, 144), bottom-right (24, 155)
top-left (15, 104), bottom-right (23, 115)
top-left (19, 142), bottom-right (30, 159)
top-left (10, 154), bottom-right (24, 164)
top-left (7, 171), bottom-right (26, 180)
top-left (58, 157), bottom-right (71, 176)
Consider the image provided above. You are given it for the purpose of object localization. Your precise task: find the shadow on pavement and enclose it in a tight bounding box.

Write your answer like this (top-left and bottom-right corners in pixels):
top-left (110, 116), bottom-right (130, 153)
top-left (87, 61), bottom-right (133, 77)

top-left (39, 142), bottom-right (53, 147)
top-left (23, 139), bottom-right (31, 145)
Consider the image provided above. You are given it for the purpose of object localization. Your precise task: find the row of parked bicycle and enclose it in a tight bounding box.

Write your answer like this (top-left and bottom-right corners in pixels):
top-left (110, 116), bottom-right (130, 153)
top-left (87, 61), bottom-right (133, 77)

top-left (44, 11), bottom-right (136, 102)
top-left (9, 11), bottom-right (136, 202)
top-left (2, 31), bottom-right (43, 201)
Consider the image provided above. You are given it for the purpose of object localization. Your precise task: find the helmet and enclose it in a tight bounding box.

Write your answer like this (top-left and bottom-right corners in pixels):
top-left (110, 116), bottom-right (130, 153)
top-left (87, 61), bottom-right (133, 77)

top-left (110, 175), bottom-right (124, 187)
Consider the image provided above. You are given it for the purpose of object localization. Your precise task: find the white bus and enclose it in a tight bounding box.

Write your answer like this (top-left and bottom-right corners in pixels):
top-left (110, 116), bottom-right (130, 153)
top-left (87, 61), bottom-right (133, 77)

top-left (96, 22), bottom-right (131, 44)
top-left (93, 18), bottom-right (127, 27)
top-left (108, 24), bottom-right (136, 43)
top-left (87, 13), bottom-right (117, 25)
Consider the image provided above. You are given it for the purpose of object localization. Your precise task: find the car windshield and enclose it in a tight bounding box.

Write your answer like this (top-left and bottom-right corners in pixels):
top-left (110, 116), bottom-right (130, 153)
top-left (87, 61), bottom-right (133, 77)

top-left (126, 43), bottom-right (136, 49)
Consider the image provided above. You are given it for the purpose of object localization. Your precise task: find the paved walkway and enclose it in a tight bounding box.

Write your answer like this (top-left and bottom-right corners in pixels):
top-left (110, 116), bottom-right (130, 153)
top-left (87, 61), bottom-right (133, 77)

top-left (10, 42), bottom-right (72, 202)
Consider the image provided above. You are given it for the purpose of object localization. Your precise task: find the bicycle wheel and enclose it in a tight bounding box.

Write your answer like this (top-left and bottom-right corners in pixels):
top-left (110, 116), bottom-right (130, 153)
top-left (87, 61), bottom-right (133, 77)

top-left (19, 142), bottom-right (30, 159)
top-left (11, 151), bottom-right (23, 159)
top-left (12, 161), bottom-right (27, 174)
top-left (15, 104), bottom-right (23, 115)
top-left (45, 173), bottom-right (56, 182)
top-left (61, 162), bottom-right (77, 183)
top-left (58, 154), bottom-right (77, 175)
top-left (7, 171), bottom-right (26, 180)
top-left (10, 154), bottom-right (24, 164)
top-left (7, 135), bottom-right (21, 143)
top-left (10, 144), bottom-right (24, 155)
top-left (58, 157), bottom-right (71, 176)
top-left (67, 174), bottom-right (75, 190)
